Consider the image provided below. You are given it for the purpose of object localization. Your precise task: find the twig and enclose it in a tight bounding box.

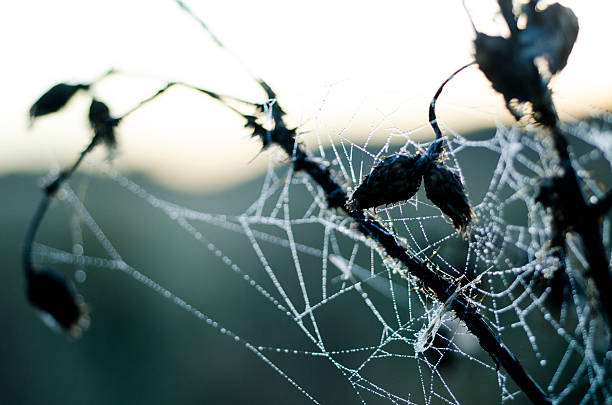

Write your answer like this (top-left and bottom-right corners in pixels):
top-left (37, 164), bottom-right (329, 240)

top-left (22, 195), bottom-right (51, 275)
top-left (426, 61), bottom-right (475, 159)
top-left (23, 83), bottom-right (182, 277)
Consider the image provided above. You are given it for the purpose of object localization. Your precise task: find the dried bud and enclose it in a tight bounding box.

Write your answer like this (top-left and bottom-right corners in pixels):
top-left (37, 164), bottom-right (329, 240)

top-left (423, 162), bottom-right (474, 232)
top-left (347, 154), bottom-right (426, 210)
top-left (29, 83), bottom-right (89, 122)
top-left (89, 99), bottom-right (118, 147)
top-left (27, 268), bottom-right (89, 336)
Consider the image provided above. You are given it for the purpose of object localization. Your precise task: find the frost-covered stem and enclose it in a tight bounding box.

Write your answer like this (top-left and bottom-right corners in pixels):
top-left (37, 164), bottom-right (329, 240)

top-left (252, 104), bottom-right (551, 404)
top-left (548, 122), bottom-right (612, 333)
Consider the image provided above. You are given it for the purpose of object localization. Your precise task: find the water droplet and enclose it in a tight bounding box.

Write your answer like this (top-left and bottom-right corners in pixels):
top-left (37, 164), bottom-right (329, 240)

top-left (74, 270), bottom-right (87, 283)
top-left (540, 360), bottom-right (547, 367)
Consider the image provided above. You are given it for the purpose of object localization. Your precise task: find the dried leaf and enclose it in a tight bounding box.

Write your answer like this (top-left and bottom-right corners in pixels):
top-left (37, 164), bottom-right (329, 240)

top-left (29, 83), bottom-right (89, 122)
top-left (423, 163), bottom-right (474, 232)
top-left (347, 154), bottom-right (426, 210)
top-left (519, 2), bottom-right (579, 75)
top-left (27, 268), bottom-right (88, 336)
top-left (474, 2), bottom-right (578, 115)
top-left (474, 33), bottom-right (543, 105)
top-left (88, 99), bottom-right (118, 147)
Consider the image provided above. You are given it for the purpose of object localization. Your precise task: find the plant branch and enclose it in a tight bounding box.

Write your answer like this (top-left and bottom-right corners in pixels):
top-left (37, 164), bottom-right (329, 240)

top-left (236, 91), bottom-right (551, 404)
top-left (545, 121), bottom-right (612, 333)
top-left (22, 136), bottom-right (99, 278)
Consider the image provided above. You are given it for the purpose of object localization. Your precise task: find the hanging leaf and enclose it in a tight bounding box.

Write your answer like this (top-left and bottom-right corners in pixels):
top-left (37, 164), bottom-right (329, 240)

top-left (423, 162), bottom-right (474, 232)
top-left (474, 33), bottom-right (544, 106)
top-left (518, 2), bottom-right (579, 75)
top-left (347, 154), bottom-right (426, 210)
top-left (29, 83), bottom-right (89, 122)
top-left (474, 1), bottom-right (578, 119)
top-left (27, 268), bottom-right (89, 336)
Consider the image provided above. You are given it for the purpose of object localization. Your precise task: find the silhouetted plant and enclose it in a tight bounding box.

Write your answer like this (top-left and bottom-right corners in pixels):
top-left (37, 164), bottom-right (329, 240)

top-left (22, 1), bottom-right (611, 404)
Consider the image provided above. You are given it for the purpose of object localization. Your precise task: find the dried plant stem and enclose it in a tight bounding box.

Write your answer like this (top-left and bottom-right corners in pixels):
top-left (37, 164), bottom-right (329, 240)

top-left (548, 121), bottom-right (612, 333)
top-left (22, 137), bottom-right (97, 277)
top-left (426, 61), bottom-right (475, 159)
top-left (22, 195), bottom-right (51, 275)
top-left (253, 109), bottom-right (551, 405)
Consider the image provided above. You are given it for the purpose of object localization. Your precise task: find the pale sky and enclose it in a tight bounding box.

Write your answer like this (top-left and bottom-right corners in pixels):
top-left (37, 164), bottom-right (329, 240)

top-left (2, 1), bottom-right (611, 191)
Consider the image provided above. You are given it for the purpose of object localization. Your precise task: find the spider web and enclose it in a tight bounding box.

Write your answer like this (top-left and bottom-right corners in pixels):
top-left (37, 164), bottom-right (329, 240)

top-left (30, 91), bottom-right (612, 403)
top-left (23, 0), bottom-right (612, 402)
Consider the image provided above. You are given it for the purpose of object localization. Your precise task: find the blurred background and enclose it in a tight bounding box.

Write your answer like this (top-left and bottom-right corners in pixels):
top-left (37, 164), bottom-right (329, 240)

top-left (3, 0), bottom-right (612, 191)
top-left (1, 0), bottom-right (611, 404)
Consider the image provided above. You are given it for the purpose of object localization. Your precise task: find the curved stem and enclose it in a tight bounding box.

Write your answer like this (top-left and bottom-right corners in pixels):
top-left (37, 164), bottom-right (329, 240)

top-left (426, 61), bottom-right (476, 159)
top-left (592, 190), bottom-right (612, 218)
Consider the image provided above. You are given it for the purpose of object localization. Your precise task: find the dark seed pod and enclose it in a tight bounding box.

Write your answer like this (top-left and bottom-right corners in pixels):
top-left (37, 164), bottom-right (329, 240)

top-left (29, 83), bottom-right (89, 122)
top-left (89, 99), bottom-right (118, 147)
top-left (347, 154), bottom-right (426, 211)
top-left (27, 268), bottom-right (89, 336)
top-left (423, 162), bottom-right (474, 232)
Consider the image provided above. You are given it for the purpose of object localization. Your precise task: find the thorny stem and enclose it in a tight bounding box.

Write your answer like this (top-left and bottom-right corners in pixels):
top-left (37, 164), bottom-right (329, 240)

top-left (246, 95), bottom-right (550, 405)
top-left (171, 2), bottom-right (552, 403)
